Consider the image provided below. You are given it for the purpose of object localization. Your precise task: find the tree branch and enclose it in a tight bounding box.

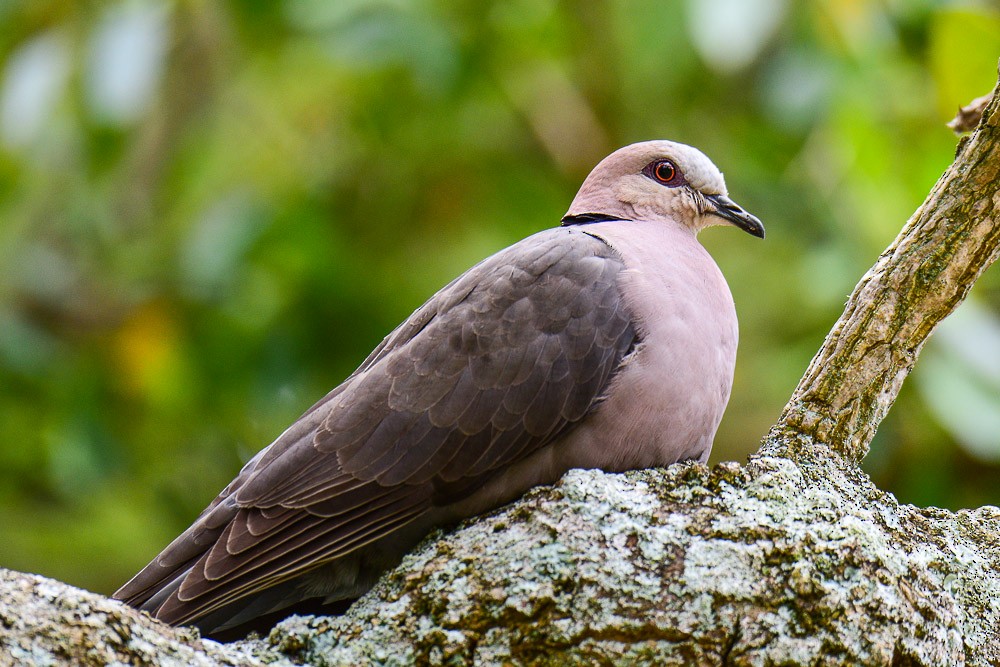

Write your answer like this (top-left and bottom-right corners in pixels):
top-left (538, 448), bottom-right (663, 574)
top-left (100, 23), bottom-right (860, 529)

top-left (776, 81), bottom-right (1000, 461)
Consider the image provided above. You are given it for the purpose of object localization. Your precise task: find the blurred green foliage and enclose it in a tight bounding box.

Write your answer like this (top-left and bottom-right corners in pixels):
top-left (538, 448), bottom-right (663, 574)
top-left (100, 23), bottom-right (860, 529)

top-left (0, 0), bottom-right (999, 596)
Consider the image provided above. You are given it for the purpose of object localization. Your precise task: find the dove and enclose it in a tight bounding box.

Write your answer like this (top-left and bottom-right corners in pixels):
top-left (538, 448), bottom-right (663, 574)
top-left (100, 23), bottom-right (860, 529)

top-left (114, 140), bottom-right (764, 636)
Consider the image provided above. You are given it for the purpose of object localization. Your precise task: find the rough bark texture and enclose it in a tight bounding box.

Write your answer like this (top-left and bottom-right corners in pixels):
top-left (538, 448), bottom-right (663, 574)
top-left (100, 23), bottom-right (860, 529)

top-left (0, 569), bottom-right (285, 666)
top-left (778, 82), bottom-right (1000, 462)
top-left (3, 83), bottom-right (1000, 667)
top-left (262, 458), bottom-right (1000, 665)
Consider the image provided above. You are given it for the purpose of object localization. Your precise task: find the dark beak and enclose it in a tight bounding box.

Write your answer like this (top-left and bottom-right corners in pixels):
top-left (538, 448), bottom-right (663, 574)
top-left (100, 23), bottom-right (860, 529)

top-left (705, 194), bottom-right (765, 239)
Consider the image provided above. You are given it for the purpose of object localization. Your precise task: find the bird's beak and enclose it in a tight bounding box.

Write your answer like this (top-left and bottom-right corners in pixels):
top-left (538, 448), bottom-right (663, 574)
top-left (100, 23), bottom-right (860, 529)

top-left (705, 194), bottom-right (765, 239)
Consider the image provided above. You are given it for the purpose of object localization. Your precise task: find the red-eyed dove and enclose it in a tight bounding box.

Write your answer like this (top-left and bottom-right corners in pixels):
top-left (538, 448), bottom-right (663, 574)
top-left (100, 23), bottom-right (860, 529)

top-left (114, 140), bottom-right (764, 635)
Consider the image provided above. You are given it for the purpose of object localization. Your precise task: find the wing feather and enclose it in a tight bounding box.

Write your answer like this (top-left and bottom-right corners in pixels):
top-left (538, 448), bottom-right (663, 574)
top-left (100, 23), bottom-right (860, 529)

top-left (115, 227), bottom-right (639, 631)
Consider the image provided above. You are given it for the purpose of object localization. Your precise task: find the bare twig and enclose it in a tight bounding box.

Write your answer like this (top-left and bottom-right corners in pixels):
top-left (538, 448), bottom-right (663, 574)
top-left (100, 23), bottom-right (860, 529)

top-left (948, 93), bottom-right (991, 134)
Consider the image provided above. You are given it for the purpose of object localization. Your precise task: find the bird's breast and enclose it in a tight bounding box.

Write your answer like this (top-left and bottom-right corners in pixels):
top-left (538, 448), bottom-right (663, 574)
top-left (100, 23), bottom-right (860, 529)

top-left (561, 220), bottom-right (738, 470)
top-left (428, 221), bottom-right (739, 527)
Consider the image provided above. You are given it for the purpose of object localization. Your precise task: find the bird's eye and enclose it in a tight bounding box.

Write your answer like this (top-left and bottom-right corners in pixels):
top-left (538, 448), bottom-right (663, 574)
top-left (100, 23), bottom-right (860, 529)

top-left (654, 161), bottom-right (676, 182)
top-left (643, 159), bottom-right (684, 187)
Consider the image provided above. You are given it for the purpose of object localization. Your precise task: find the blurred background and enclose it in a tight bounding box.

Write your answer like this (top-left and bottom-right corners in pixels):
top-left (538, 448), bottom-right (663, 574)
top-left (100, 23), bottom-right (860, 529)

top-left (0, 0), bottom-right (998, 596)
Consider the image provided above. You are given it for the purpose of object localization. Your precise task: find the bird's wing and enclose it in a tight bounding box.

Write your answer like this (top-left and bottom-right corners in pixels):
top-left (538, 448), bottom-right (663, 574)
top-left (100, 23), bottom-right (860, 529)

top-left (114, 227), bottom-right (638, 626)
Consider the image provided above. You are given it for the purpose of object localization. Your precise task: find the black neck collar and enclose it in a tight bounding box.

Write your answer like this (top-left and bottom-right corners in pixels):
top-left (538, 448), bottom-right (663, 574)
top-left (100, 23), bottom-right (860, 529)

top-left (560, 213), bottom-right (629, 226)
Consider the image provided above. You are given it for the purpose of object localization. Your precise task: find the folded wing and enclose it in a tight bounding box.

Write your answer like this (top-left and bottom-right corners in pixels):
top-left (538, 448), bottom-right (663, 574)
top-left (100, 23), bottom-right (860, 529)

top-left (114, 227), bottom-right (637, 628)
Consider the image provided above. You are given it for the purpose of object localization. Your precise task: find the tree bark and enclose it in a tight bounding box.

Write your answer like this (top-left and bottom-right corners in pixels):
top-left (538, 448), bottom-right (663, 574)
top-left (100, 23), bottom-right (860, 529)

top-left (777, 84), bottom-right (1000, 462)
top-left (4, 81), bottom-right (1000, 667)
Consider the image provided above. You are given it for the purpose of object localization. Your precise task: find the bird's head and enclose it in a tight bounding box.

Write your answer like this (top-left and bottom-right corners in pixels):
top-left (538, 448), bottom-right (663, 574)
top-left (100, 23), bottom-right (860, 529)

top-left (563, 140), bottom-right (764, 239)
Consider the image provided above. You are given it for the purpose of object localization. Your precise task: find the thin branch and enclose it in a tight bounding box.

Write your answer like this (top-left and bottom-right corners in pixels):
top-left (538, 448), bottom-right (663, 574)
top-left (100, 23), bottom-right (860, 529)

top-left (775, 78), bottom-right (1000, 461)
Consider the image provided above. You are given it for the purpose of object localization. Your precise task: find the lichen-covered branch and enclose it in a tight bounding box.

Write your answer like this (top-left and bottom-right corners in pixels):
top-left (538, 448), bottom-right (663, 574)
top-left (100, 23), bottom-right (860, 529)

top-left (7, 454), bottom-right (1000, 665)
top-left (0, 568), bottom-right (285, 666)
top-left (775, 81), bottom-right (1000, 462)
top-left (261, 458), bottom-right (1000, 665)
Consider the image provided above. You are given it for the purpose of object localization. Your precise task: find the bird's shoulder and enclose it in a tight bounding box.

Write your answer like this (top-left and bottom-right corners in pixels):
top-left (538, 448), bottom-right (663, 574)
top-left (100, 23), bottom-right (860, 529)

top-left (353, 227), bottom-right (628, 373)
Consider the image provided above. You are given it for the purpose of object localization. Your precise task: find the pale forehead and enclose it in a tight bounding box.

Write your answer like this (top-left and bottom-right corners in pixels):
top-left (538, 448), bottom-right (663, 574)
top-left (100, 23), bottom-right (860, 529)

top-left (597, 140), bottom-right (727, 194)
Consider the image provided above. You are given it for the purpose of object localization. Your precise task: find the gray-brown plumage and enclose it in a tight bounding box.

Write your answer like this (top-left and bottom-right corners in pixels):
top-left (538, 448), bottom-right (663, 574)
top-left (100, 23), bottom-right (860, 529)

top-left (114, 140), bottom-right (763, 635)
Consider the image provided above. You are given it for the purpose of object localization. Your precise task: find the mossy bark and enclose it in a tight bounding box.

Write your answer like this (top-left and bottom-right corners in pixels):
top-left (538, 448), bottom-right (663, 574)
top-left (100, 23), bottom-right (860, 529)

top-left (3, 80), bottom-right (1000, 667)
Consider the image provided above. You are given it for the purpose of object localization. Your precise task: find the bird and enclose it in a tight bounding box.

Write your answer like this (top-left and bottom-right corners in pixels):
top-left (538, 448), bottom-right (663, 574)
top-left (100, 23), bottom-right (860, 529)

top-left (114, 140), bottom-right (764, 637)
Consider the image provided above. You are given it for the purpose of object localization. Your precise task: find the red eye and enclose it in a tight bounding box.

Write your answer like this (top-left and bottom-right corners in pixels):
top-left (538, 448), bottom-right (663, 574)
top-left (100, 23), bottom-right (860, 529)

top-left (642, 159), bottom-right (685, 186)
top-left (653, 160), bottom-right (676, 183)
